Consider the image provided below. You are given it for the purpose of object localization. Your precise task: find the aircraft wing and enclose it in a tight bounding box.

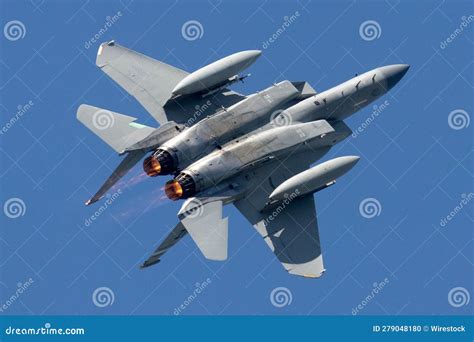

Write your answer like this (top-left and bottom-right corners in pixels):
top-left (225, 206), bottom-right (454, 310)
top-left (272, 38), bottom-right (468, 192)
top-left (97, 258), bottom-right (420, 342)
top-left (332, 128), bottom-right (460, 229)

top-left (96, 41), bottom-right (246, 126)
top-left (234, 150), bottom-right (330, 278)
top-left (96, 41), bottom-right (188, 124)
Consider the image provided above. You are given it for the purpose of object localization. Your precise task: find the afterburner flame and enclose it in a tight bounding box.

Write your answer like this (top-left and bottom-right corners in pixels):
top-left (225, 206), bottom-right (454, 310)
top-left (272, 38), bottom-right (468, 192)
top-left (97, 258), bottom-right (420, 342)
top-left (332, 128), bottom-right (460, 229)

top-left (165, 180), bottom-right (183, 200)
top-left (143, 156), bottom-right (161, 177)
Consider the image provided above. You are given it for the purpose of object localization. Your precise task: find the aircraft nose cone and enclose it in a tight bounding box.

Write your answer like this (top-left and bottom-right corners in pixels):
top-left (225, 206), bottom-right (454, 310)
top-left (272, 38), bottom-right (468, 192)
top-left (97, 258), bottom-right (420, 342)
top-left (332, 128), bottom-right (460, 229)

top-left (382, 64), bottom-right (410, 89)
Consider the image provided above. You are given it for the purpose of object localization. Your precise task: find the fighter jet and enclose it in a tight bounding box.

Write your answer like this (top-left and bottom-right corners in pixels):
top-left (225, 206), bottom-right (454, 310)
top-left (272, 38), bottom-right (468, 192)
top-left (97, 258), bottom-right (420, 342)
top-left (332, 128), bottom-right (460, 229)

top-left (77, 40), bottom-right (409, 277)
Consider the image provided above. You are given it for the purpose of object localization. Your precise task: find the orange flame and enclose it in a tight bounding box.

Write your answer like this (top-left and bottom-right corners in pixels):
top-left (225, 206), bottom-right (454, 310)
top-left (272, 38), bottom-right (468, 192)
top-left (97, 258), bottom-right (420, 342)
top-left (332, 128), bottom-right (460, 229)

top-left (143, 156), bottom-right (161, 177)
top-left (165, 180), bottom-right (183, 200)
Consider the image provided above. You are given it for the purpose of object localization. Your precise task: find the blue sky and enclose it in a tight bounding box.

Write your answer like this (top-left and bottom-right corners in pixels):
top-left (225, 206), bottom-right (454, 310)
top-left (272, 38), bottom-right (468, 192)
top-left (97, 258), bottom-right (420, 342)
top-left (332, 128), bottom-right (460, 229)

top-left (0, 0), bottom-right (472, 316)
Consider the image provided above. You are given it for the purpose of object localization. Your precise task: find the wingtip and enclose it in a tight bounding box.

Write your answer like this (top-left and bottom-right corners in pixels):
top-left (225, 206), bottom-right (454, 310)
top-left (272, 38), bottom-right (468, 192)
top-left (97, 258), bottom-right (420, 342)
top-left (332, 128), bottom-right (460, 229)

top-left (302, 268), bottom-right (326, 278)
top-left (76, 103), bottom-right (88, 119)
top-left (140, 259), bottom-right (160, 269)
top-left (96, 40), bottom-right (116, 67)
top-left (85, 197), bottom-right (101, 206)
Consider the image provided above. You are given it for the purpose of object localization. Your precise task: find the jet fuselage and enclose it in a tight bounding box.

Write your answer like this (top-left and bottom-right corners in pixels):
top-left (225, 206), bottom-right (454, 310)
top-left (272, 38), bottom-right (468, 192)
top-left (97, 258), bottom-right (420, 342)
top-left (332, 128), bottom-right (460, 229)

top-left (78, 41), bottom-right (410, 276)
top-left (163, 65), bottom-right (409, 200)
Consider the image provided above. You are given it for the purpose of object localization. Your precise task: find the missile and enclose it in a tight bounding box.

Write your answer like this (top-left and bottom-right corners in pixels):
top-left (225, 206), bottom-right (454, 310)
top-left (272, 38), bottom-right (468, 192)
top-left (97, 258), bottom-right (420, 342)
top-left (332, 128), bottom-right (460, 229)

top-left (269, 156), bottom-right (360, 202)
top-left (171, 50), bottom-right (262, 96)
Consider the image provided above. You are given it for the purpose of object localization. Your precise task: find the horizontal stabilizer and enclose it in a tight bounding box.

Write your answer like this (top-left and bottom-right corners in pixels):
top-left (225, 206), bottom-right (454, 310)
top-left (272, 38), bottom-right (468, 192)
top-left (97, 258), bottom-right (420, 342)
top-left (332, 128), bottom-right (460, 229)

top-left (141, 222), bottom-right (188, 268)
top-left (77, 104), bottom-right (155, 153)
top-left (85, 149), bottom-right (146, 206)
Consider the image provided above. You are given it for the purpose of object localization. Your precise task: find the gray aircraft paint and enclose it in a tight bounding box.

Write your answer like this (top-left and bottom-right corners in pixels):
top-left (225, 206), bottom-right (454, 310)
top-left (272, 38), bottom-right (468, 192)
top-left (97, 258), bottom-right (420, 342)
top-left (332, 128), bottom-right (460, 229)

top-left (180, 120), bottom-right (337, 192)
top-left (77, 42), bottom-right (409, 277)
top-left (159, 80), bottom-right (300, 169)
top-left (278, 64), bottom-right (409, 124)
top-left (269, 156), bottom-right (361, 201)
top-left (171, 50), bottom-right (262, 96)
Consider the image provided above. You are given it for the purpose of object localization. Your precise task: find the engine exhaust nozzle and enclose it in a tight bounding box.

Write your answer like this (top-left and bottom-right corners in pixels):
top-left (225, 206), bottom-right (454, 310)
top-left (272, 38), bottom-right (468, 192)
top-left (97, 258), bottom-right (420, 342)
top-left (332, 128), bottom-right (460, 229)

top-left (143, 150), bottom-right (176, 177)
top-left (165, 173), bottom-right (197, 200)
top-left (143, 156), bottom-right (161, 177)
top-left (165, 180), bottom-right (184, 200)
